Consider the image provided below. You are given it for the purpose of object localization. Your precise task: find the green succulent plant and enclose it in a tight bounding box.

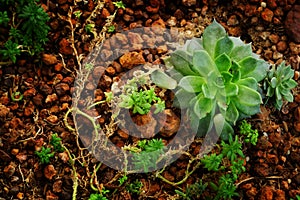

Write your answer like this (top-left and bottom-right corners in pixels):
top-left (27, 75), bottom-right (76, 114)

top-left (152, 20), bottom-right (269, 139)
top-left (264, 62), bottom-right (297, 110)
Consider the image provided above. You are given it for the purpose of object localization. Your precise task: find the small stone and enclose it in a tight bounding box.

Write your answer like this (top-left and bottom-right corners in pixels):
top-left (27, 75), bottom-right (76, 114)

top-left (46, 115), bottom-right (58, 124)
top-left (55, 83), bottom-right (70, 96)
top-left (227, 15), bottom-right (239, 26)
top-left (119, 51), bottom-right (146, 69)
top-left (289, 42), bottom-right (300, 55)
top-left (16, 192), bottom-right (24, 199)
top-left (4, 162), bottom-right (16, 177)
top-left (59, 38), bottom-right (73, 55)
top-left (42, 54), bottom-right (58, 65)
top-left (260, 186), bottom-right (274, 200)
top-left (45, 93), bottom-right (58, 103)
top-left (261, 8), bottom-right (274, 22)
top-left (159, 109), bottom-right (180, 137)
top-left (53, 180), bottom-right (63, 193)
top-left (182, 0), bottom-right (196, 6)
top-left (46, 190), bottom-right (59, 200)
top-left (33, 94), bottom-right (44, 106)
top-left (44, 165), bottom-right (57, 180)
top-left (266, 0), bottom-right (277, 9)
top-left (0, 103), bottom-right (10, 118)
top-left (276, 41), bottom-right (287, 52)
top-left (285, 5), bottom-right (300, 43)
top-left (268, 34), bottom-right (279, 44)
top-left (273, 51), bottom-right (283, 60)
top-left (23, 88), bottom-right (36, 98)
top-left (58, 152), bottom-right (69, 163)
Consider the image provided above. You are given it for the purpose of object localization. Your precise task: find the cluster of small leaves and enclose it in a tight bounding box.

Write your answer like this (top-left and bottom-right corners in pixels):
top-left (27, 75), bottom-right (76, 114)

top-left (113, 1), bottom-right (126, 9)
top-left (152, 20), bottom-right (269, 140)
top-left (119, 87), bottom-right (165, 115)
top-left (35, 147), bottom-right (54, 164)
top-left (50, 133), bottom-right (65, 153)
top-left (125, 180), bottom-right (143, 195)
top-left (131, 139), bottom-right (165, 172)
top-left (35, 133), bottom-right (64, 164)
top-left (0, 0), bottom-right (50, 63)
top-left (264, 62), bottom-right (298, 110)
top-left (175, 180), bottom-right (208, 200)
top-left (88, 188), bottom-right (109, 200)
top-left (239, 120), bottom-right (259, 145)
top-left (200, 135), bottom-right (245, 199)
top-left (118, 175), bottom-right (128, 186)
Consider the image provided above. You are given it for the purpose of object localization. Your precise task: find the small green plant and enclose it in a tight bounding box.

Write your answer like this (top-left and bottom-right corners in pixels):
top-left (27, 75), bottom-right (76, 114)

top-left (118, 174), bottom-right (128, 186)
top-left (107, 25), bottom-right (115, 33)
top-left (119, 87), bottom-right (165, 115)
top-left (85, 23), bottom-right (95, 33)
top-left (239, 120), bottom-right (258, 145)
top-left (264, 62), bottom-right (297, 110)
top-left (0, 40), bottom-right (21, 63)
top-left (221, 135), bottom-right (244, 162)
top-left (126, 180), bottom-right (143, 195)
top-left (130, 138), bottom-right (165, 172)
top-left (11, 91), bottom-right (23, 101)
top-left (35, 147), bottom-right (54, 164)
top-left (88, 193), bottom-right (108, 200)
top-left (74, 10), bottom-right (82, 19)
top-left (175, 180), bottom-right (208, 200)
top-left (50, 133), bottom-right (65, 153)
top-left (0, 11), bottom-right (9, 26)
top-left (0, 0), bottom-right (50, 63)
top-left (113, 1), bottom-right (126, 9)
top-left (152, 20), bottom-right (269, 140)
top-left (210, 174), bottom-right (239, 200)
top-left (201, 153), bottom-right (223, 171)
top-left (88, 187), bottom-right (109, 200)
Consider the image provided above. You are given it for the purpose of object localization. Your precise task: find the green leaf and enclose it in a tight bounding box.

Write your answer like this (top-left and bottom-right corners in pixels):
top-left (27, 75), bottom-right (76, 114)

top-left (226, 103), bottom-right (239, 124)
top-left (186, 38), bottom-right (203, 53)
top-left (283, 79), bottom-right (297, 89)
top-left (215, 53), bottom-right (231, 72)
top-left (221, 71), bottom-right (233, 84)
top-left (214, 36), bottom-right (234, 58)
top-left (236, 85), bottom-right (262, 106)
top-left (238, 57), bottom-right (258, 77)
top-left (202, 83), bottom-right (217, 99)
top-left (150, 70), bottom-right (177, 89)
top-left (170, 50), bottom-right (196, 75)
top-left (237, 77), bottom-right (258, 90)
top-left (283, 92), bottom-right (293, 102)
top-left (173, 89), bottom-right (195, 108)
top-left (245, 59), bottom-right (269, 82)
top-left (225, 83), bottom-right (238, 97)
top-left (192, 50), bottom-right (216, 77)
top-left (270, 77), bottom-right (278, 88)
top-left (203, 19), bottom-right (226, 57)
top-left (231, 61), bottom-right (241, 82)
top-left (178, 76), bottom-right (206, 93)
top-left (193, 94), bottom-right (213, 119)
top-left (230, 43), bottom-right (252, 62)
top-left (233, 100), bottom-right (261, 116)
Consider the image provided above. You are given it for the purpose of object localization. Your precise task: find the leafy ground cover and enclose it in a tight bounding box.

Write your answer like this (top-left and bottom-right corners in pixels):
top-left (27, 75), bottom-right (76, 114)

top-left (1, 0), bottom-right (300, 199)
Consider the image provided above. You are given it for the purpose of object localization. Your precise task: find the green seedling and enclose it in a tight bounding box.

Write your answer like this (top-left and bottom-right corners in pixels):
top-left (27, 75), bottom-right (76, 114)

top-left (239, 120), bottom-right (258, 145)
top-left (11, 91), bottom-right (23, 101)
top-left (175, 180), bottom-right (208, 200)
top-left (113, 1), bottom-right (126, 9)
top-left (126, 180), bottom-right (143, 195)
top-left (0, 40), bottom-right (21, 63)
top-left (107, 25), bottom-right (115, 33)
top-left (0, 11), bottom-right (9, 26)
top-left (74, 10), bottom-right (82, 19)
top-left (35, 147), bottom-right (54, 164)
top-left (50, 133), bottom-right (65, 153)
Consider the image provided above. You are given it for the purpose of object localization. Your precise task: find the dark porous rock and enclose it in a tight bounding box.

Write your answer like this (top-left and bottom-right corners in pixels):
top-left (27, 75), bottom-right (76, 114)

top-left (285, 5), bottom-right (300, 43)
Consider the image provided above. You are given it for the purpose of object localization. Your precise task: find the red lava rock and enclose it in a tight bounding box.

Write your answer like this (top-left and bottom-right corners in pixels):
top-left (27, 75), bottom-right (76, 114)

top-left (53, 180), bottom-right (63, 193)
top-left (152, 18), bottom-right (165, 28)
top-left (267, 0), bottom-right (277, 9)
top-left (16, 152), bottom-right (27, 162)
top-left (23, 88), bottom-right (36, 98)
top-left (269, 34), bottom-right (279, 44)
top-left (276, 41), bottom-right (287, 52)
top-left (46, 190), bottom-right (59, 200)
top-left (162, 171), bottom-right (174, 182)
top-left (54, 63), bottom-right (63, 72)
top-left (4, 162), bottom-right (16, 177)
top-left (0, 103), bottom-right (10, 118)
top-left (58, 152), bottom-right (69, 163)
top-left (33, 94), bottom-right (44, 106)
top-left (46, 115), bottom-right (58, 124)
top-left (260, 186), bottom-right (274, 200)
top-left (285, 5), bottom-right (300, 43)
top-left (44, 165), bottom-right (57, 180)
top-left (16, 192), bottom-right (24, 199)
top-left (290, 151), bottom-right (300, 163)
top-left (24, 102), bottom-right (35, 116)
top-left (246, 187), bottom-right (258, 197)
top-left (132, 113), bottom-right (158, 138)
top-left (59, 38), bottom-right (73, 55)
top-left (55, 83), bottom-right (70, 96)
top-left (57, 0), bottom-right (67, 4)
top-left (182, 0), bottom-right (196, 6)
top-left (40, 83), bottom-right (53, 95)
top-left (174, 9), bottom-right (184, 20)
top-left (119, 51), bottom-right (146, 69)
top-left (159, 109), bottom-right (180, 137)
top-left (275, 189), bottom-right (286, 200)
top-left (42, 54), bottom-right (58, 65)
top-left (101, 8), bottom-right (110, 18)
top-left (261, 8), bottom-right (274, 22)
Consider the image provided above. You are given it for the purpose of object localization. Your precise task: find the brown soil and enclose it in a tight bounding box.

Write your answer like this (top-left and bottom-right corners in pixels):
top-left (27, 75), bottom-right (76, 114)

top-left (1, 0), bottom-right (300, 199)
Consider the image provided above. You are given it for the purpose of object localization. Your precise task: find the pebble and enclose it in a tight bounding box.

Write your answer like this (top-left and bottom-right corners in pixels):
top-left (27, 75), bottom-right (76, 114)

top-left (42, 54), bottom-right (58, 65)
top-left (44, 165), bottom-right (57, 180)
top-left (276, 41), bottom-right (287, 52)
top-left (268, 34), bottom-right (279, 44)
top-left (182, 0), bottom-right (196, 6)
top-left (261, 8), bottom-right (274, 22)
